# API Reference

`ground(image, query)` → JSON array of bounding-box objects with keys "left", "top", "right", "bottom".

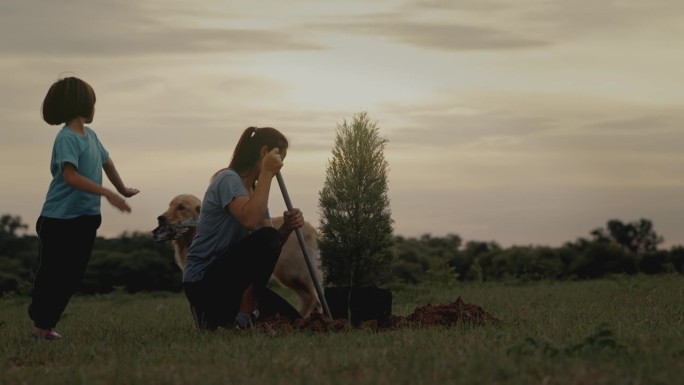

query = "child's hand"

[
  {"left": 105, "top": 191, "right": 132, "bottom": 213},
  {"left": 119, "top": 187, "right": 139, "bottom": 198}
]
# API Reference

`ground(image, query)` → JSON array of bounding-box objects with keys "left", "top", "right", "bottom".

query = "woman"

[{"left": 183, "top": 126, "right": 303, "bottom": 330}]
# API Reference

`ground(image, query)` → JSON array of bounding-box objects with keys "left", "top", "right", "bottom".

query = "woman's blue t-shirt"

[{"left": 183, "top": 169, "right": 270, "bottom": 283}]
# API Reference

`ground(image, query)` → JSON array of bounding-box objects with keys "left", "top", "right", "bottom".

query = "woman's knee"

[{"left": 256, "top": 227, "right": 281, "bottom": 252}]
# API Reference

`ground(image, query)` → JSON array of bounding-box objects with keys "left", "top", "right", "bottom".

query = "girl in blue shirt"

[{"left": 30, "top": 77, "right": 139, "bottom": 340}]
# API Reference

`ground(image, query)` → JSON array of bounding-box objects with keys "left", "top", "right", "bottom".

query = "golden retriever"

[{"left": 152, "top": 194, "right": 323, "bottom": 317}]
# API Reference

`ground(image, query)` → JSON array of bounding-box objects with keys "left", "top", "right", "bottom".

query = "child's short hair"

[{"left": 42, "top": 77, "right": 97, "bottom": 125}]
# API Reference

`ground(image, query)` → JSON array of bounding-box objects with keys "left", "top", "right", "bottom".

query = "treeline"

[
  {"left": 1, "top": 215, "right": 682, "bottom": 297},
  {"left": 390, "top": 219, "right": 684, "bottom": 287},
  {"left": 0, "top": 217, "right": 181, "bottom": 297}
]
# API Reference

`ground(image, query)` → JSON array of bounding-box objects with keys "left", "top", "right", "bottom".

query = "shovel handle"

[{"left": 275, "top": 172, "right": 332, "bottom": 318}]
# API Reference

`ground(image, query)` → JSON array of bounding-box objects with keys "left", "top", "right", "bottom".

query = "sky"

[{"left": 1, "top": 0, "right": 682, "bottom": 248}]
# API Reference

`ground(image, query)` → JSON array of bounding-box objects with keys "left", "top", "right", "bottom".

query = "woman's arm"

[
  {"left": 228, "top": 178, "right": 274, "bottom": 230},
  {"left": 62, "top": 163, "right": 131, "bottom": 212},
  {"left": 228, "top": 149, "right": 282, "bottom": 230}
]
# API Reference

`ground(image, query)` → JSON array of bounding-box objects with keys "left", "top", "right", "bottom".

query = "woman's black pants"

[{"left": 183, "top": 227, "right": 301, "bottom": 330}]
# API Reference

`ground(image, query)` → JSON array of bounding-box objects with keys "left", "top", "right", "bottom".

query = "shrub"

[{"left": 318, "top": 112, "right": 394, "bottom": 287}]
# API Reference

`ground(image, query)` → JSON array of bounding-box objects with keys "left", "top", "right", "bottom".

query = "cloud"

[
  {"left": 406, "top": 0, "right": 684, "bottom": 37},
  {"left": 380, "top": 91, "right": 684, "bottom": 150},
  {"left": 375, "top": 92, "right": 684, "bottom": 197},
  {"left": 377, "top": 98, "right": 553, "bottom": 149},
  {"left": 300, "top": 0, "right": 552, "bottom": 51},
  {"left": 587, "top": 112, "right": 684, "bottom": 135},
  {"left": 406, "top": 0, "right": 512, "bottom": 12},
  {"left": 520, "top": 0, "right": 684, "bottom": 38},
  {"left": 0, "top": 0, "right": 322, "bottom": 57},
  {"left": 365, "top": 21, "right": 549, "bottom": 51},
  {"left": 396, "top": 0, "right": 684, "bottom": 51},
  {"left": 309, "top": 16, "right": 550, "bottom": 51}
]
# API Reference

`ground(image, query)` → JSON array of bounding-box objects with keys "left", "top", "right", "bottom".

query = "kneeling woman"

[{"left": 183, "top": 126, "right": 304, "bottom": 330}]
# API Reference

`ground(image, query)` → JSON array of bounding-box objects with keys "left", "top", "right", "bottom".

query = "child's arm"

[
  {"left": 62, "top": 163, "right": 132, "bottom": 212},
  {"left": 103, "top": 158, "right": 139, "bottom": 198}
]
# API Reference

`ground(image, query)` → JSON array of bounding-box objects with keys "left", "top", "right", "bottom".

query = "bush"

[
  {"left": 0, "top": 271, "right": 22, "bottom": 297},
  {"left": 486, "top": 247, "right": 563, "bottom": 281},
  {"left": 0, "top": 255, "right": 34, "bottom": 296},
  {"left": 82, "top": 250, "right": 181, "bottom": 294},
  {"left": 667, "top": 246, "right": 684, "bottom": 273},
  {"left": 569, "top": 242, "right": 636, "bottom": 279},
  {"left": 638, "top": 251, "right": 669, "bottom": 274}
]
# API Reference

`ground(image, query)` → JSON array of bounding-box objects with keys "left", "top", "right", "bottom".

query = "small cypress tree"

[{"left": 318, "top": 111, "right": 394, "bottom": 287}]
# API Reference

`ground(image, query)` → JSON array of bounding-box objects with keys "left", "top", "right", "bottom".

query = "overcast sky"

[{"left": 1, "top": 0, "right": 682, "bottom": 247}]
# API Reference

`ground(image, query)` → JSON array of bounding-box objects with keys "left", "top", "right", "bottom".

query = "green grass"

[{"left": 1, "top": 275, "right": 683, "bottom": 385}]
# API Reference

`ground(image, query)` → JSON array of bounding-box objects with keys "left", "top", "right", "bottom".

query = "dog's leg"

[{"left": 269, "top": 217, "right": 324, "bottom": 317}]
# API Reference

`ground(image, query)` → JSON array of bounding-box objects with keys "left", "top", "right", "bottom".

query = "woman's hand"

[
  {"left": 282, "top": 208, "right": 304, "bottom": 232},
  {"left": 278, "top": 208, "right": 304, "bottom": 243},
  {"left": 260, "top": 148, "right": 283, "bottom": 177}
]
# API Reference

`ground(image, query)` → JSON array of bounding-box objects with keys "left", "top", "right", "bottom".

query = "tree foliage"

[
  {"left": 318, "top": 111, "right": 395, "bottom": 287},
  {"left": 590, "top": 218, "right": 664, "bottom": 253},
  {"left": 0, "top": 214, "right": 28, "bottom": 238}
]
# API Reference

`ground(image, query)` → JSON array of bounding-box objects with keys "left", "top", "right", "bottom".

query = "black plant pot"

[{"left": 324, "top": 285, "right": 392, "bottom": 327}]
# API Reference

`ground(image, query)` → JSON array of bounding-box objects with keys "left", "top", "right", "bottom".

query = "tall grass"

[{"left": 1, "top": 275, "right": 683, "bottom": 385}]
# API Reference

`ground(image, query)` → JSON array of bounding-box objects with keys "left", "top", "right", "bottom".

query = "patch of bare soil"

[{"left": 255, "top": 297, "right": 500, "bottom": 335}]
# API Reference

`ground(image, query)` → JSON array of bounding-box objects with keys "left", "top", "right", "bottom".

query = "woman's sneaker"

[{"left": 234, "top": 309, "right": 260, "bottom": 330}]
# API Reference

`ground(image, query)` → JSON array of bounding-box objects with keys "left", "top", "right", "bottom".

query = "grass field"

[{"left": 1, "top": 275, "right": 683, "bottom": 385}]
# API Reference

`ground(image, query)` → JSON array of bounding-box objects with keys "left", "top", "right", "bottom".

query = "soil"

[{"left": 253, "top": 297, "right": 500, "bottom": 335}]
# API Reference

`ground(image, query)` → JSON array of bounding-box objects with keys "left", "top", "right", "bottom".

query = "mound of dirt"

[
  {"left": 254, "top": 296, "right": 500, "bottom": 335},
  {"left": 404, "top": 296, "right": 501, "bottom": 327}
]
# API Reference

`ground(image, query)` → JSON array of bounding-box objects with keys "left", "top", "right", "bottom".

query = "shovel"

[{"left": 275, "top": 171, "right": 332, "bottom": 317}]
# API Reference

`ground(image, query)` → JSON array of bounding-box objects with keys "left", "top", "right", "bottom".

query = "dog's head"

[{"left": 151, "top": 194, "right": 202, "bottom": 242}]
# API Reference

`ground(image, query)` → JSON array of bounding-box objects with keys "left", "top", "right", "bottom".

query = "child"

[
  {"left": 183, "top": 126, "right": 304, "bottom": 330},
  {"left": 29, "top": 76, "right": 139, "bottom": 340}
]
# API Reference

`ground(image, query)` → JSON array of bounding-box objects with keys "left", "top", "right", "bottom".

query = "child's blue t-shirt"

[
  {"left": 183, "top": 169, "right": 270, "bottom": 283},
  {"left": 40, "top": 125, "right": 110, "bottom": 218}
]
